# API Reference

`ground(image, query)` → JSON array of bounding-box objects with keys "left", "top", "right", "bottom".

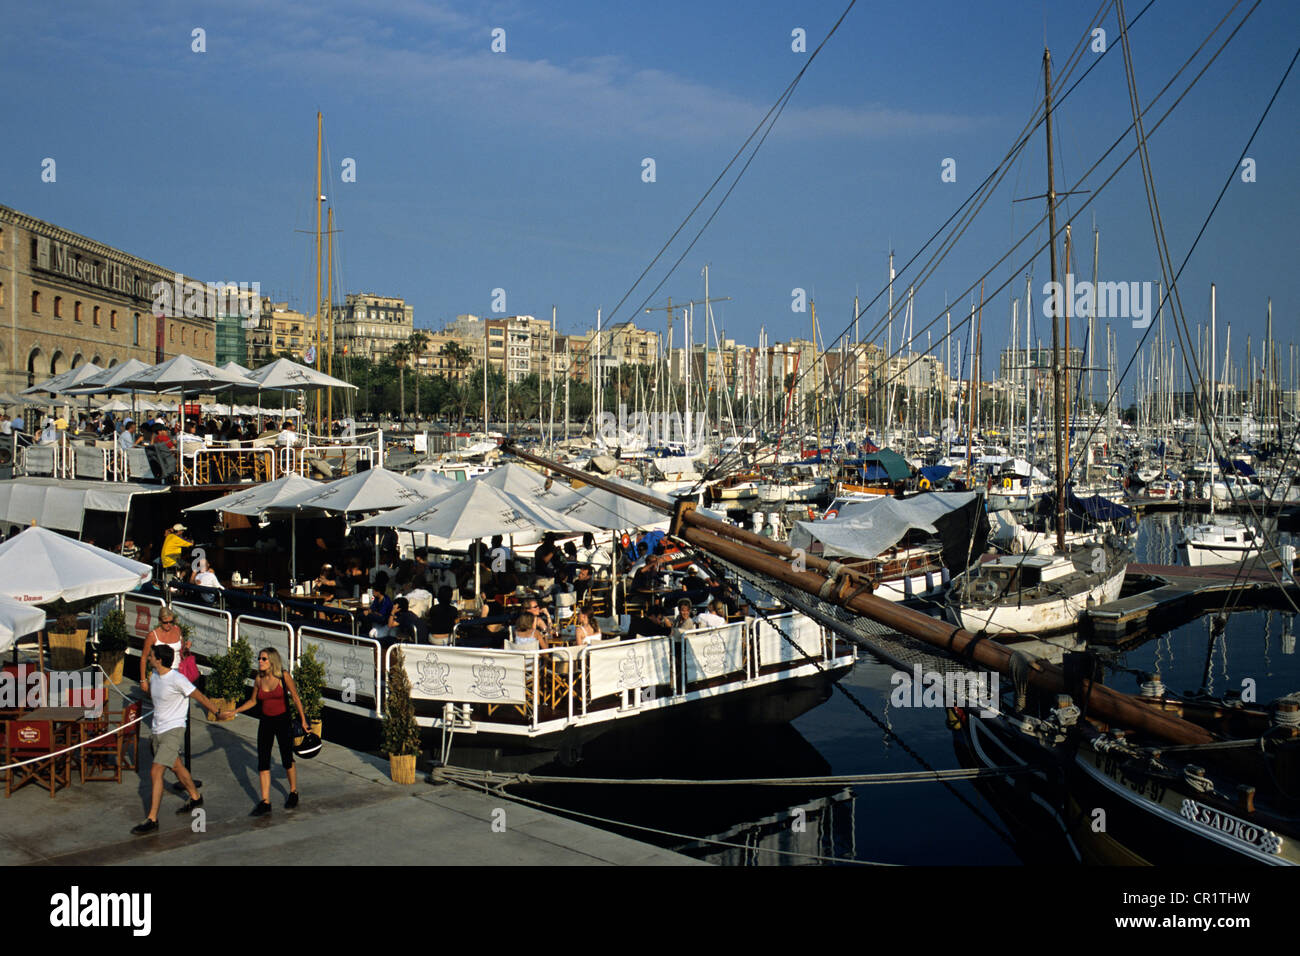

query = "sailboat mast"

[
  {"left": 326, "top": 205, "right": 334, "bottom": 427},
  {"left": 1044, "top": 47, "right": 1066, "bottom": 551},
  {"left": 314, "top": 111, "right": 324, "bottom": 435}
]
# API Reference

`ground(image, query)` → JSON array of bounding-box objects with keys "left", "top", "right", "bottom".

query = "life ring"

[
  {"left": 807, "top": 506, "right": 816, "bottom": 521},
  {"left": 825, "top": 509, "right": 838, "bottom": 519},
  {"left": 619, "top": 533, "right": 631, "bottom": 550},
  {"left": 1001, "top": 477, "right": 1012, "bottom": 489},
  {"left": 918, "top": 477, "right": 931, "bottom": 491}
]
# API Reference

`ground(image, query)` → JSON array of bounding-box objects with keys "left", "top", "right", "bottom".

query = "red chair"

[
  {"left": 78, "top": 699, "right": 142, "bottom": 784},
  {"left": 5, "top": 719, "right": 71, "bottom": 798}
]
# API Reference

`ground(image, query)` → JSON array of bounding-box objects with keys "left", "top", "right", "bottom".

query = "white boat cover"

[
  {"left": 0, "top": 478, "right": 169, "bottom": 534},
  {"left": 788, "top": 491, "right": 979, "bottom": 559}
]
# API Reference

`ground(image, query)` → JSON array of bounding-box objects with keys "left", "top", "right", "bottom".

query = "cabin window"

[{"left": 1225, "top": 536, "right": 1237, "bottom": 543}]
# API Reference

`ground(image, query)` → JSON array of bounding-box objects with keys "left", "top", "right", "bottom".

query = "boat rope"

[
  {"left": 434, "top": 764, "right": 1044, "bottom": 788},
  {"left": 441, "top": 772, "right": 889, "bottom": 866}
]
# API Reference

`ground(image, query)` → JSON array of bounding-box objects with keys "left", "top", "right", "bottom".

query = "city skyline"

[{"left": 3, "top": 0, "right": 1297, "bottom": 394}]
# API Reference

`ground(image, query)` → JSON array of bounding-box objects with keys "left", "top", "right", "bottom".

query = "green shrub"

[
  {"left": 293, "top": 643, "right": 327, "bottom": 722},
  {"left": 98, "top": 609, "right": 130, "bottom": 653},
  {"left": 382, "top": 646, "right": 421, "bottom": 757},
  {"left": 208, "top": 638, "right": 254, "bottom": 702}
]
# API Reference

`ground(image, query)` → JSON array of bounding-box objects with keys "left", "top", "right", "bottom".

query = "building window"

[
  {"left": 111, "top": 309, "right": 118, "bottom": 330},
  {"left": 0, "top": 282, "right": 4, "bottom": 308},
  {"left": 54, "top": 296, "right": 62, "bottom": 318},
  {"left": 32, "top": 291, "right": 40, "bottom": 313},
  {"left": 0, "top": 228, "right": 4, "bottom": 252},
  {"left": 74, "top": 301, "right": 82, "bottom": 322},
  {"left": 133, "top": 314, "right": 140, "bottom": 347},
  {"left": 170, "top": 325, "right": 175, "bottom": 344},
  {"left": 181, "top": 328, "right": 188, "bottom": 346},
  {"left": 93, "top": 306, "right": 101, "bottom": 326}
]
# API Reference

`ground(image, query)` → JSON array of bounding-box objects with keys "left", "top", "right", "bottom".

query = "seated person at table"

[
  {"left": 485, "top": 570, "right": 518, "bottom": 605},
  {"left": 521, "top": 593, "right": 554, "bottom": 641},
  {"left": 314, "top": 563, "right": 340, "bottom": 601},
  {"left": 510, "top": 610, "right": 548, "bottom": 650},
  {"left": 549, "top": 563, "right": 574, "bottom": 597},
  {"left": 366, "top": 574, "right": 394, "bottom": 637},
  {"left": 573, "top": 565, "right": 595, "bottom": 603},
  {"left": 563, "top": 541, "right": 578, "bottom": 562},
  {"left": 387, "top": 596, "right": 428, "bottom": 644},
  {"left": 627, "top": 601, "right": 673, "bottom": 641},
  {"left": 428, "top": 586, "right": 459, "bottom": 645},
  {"left": 572, "top": 605, "right": 601, "bottom": 645},
  {"left": 630, "top": 554, "right": 663, "bottom": 593},
  {"left": 669, "top": 598, "right": 698, "bottom": 637},
  {"left": 695, "top": 598, "right": 729, "bottom": 629},
  {"left": 341, "top": 558, "right": 366, "bottom": 595},
  {"left": 189, "top": 559, "right": 222, "bottom": 604}
]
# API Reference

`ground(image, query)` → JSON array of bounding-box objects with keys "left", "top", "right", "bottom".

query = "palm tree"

[
  {"left": 408, "top": 330, "right": 430, "bottom": 420},
  {"left": 390, "top": 340, "right": 412, "bottom": 420},
  {"left": 440, "top": 341, "right": 474, "bottom": 428}
]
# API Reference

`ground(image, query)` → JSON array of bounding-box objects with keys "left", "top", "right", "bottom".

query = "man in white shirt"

[
  {"left": 695, "top": 599, "right": 729, "bottom": 630},
  {"left": 117, "top": 420, "right": 139, "bottom": 453},
  {"left": 0, "top": 415, "right": 10, "bottom": 436},
  {"left": 132, "top": 643, "right": 219, "bottom": 835},
  {"left": 276, "top": 420, "right": 299, "bottom": 447}
]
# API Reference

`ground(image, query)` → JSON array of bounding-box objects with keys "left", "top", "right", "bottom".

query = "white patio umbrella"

[
  {"left": 0, "top": 526, "right": 152, "bottom": 605},
  {"left": 64, "top": 358, "right": 153, "bottom": 396},
  {"left": 0, "top": 595, "right": 51, "bottom": 655},
  {"left": 247, "top": 358, "right": 355, "bottom": 391},
  {"left": 477, "top": 462, "right": 577, "bottom": 510},
  {"left": 273, "top": 467, "right": 434, "bottom": 580},
  {"left": 356, "top": 481, "right": 601, "bottom": 604},
  {"left": 184, "top": 474, "right": 322, "bottom": 516},
  {"left": 22, "top": 362, "right": 104, "bottom": 396}
]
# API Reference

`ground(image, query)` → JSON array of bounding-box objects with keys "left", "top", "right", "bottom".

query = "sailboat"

[
  {"left": 943, "top": 47, "right": 1129, "bottom": 638},
  {"left": 1178, "top": 285, "right": 1265, "bottom": 567}
]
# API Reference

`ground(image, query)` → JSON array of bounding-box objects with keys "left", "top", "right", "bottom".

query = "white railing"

[{"left": 390, "top": 612, "right": 849, "bottom": 735}]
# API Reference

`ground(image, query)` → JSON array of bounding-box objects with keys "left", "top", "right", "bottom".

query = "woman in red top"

[{"left": 223, "top": 647, "right": 307, "bottom": 816}]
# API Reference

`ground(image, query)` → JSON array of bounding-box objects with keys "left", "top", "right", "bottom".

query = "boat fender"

[{"left": 1001, "top": 477, "right": 1012, "bottom": 489}]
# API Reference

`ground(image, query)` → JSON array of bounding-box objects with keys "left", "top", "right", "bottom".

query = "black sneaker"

[
  {"left": 172, "top": 779, "right": 203, "bottom": 792},
  {"left": 176, "top": 796, "right": 204, "bottom": 814},
  {"left": 285, "top": 791, "right": 299, "bottom": 810},
  {"left": 131, "top": 819, "right": 158, "bottom": 835},
  {"left": 250, "top": 801, "right": 272, "bottom": 817}
]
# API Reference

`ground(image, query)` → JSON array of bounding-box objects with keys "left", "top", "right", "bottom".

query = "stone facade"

[{"left": 0, "top": 205, "right": 222, "bottom": 392}]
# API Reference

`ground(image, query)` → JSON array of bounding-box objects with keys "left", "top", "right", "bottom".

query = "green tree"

[
  {"left": 390, "top": 340, "right": 412, "bottom": 420},
  {"left": 408, "top": 329, "right": 430, "bottom": 418}
]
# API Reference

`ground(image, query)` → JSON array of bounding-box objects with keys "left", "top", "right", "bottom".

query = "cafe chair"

[
  {"left": 78, "top": 700, "right": 140, "bottom": 784},
  {"left": 5, "top": 719, "right": 72, "bottom": 798}
]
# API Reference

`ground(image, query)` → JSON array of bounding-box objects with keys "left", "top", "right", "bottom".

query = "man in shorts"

[{"left": 132, "top": 644, "right": 220, "bottom": 835}]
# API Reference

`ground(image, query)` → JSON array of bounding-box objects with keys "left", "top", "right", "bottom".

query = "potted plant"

[
  {"left": 204, "top": 638, "right": 253, "bottom": 721},
  {"left": 293, "top": 642, "right": 326, "bottom": 742},
  {"left": 47, "top": 607, "right": 88, "bottom": 670},
  {"left": 382, "top": 646, "right": 421, "bottom": 784},
  {"left": 97, "top": 608, "right": 130, "bottom": 684}
]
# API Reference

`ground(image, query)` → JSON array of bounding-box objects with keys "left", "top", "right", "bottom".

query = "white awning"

[
  {"left": 788, "top": 491, "right": 979, "bottom": 559},
  {"left": 0, "top": 478, "right": 169, "bottom": 534}
]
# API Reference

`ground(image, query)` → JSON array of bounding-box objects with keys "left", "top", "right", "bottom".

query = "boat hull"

[{"left": 947, "top": 564, "right": 1126, "bottom": 636}]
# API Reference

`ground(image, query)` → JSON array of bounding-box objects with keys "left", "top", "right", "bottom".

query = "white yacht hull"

[{"left": 948, "top": 564, "right": 1127, "bottom": 636}]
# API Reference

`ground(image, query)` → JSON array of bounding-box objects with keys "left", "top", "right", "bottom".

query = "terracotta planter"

[
  {"left": 48, "top": 629, "right": 88, "bottom": 670},
  {"left": 389, "top": 753, "right": 417, "bottom": 784},
  {"left": 100, "top": 650, "right": 126, "bottom": 685}
]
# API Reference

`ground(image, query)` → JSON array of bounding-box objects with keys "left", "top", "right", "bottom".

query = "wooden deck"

[{"left": 1085, "top": 561, "right": 1300, "bottom": 643}]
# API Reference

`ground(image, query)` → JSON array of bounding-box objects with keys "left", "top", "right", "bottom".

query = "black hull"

[{"left": 441, "top": 666, "right": 851, "bottom": 774}]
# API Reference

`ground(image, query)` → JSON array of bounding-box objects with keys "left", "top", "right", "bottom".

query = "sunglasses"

[{"left": 258, "top": 655, "right": 269, "bottom": 661}]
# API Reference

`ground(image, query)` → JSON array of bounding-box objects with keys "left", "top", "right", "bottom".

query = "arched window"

[
  {"left": 133, "top": 314, "right": 140, "bottom": 346},
  {"left": 50, "top": 351, "right": 64, "bottom": 376},
  {"left": 181, "top": 328, "right": 188, "bottom": 346},
  {"left": 91, "top": 355, "right": 102, "bottom": 366},
  {"left": 72, "top": 353, "right": 83, "bottom": 369},
  {"left": 74, "top": 301, "right": 82, "bottom": 322},
  {"left": 111, "top": 309, "right": 118, "bottom": 330},
  {"left": 93, "top": 305, "right": 101, "bottom": 326},
  {"left": 26, "top": 347, "right": 42, "bottom": 387},
  {"left": 108, "top": 357, "right": 119, "bottom": 368}
]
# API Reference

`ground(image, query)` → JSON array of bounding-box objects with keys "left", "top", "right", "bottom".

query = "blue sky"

[{"left": 3, "top": 0, "right": 1298, "bottom": 399}]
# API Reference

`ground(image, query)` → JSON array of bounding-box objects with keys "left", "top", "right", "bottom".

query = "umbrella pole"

[
  {"left": 475, "top": 540, "right": 481, "bottom": 609},
  {"left": 292, "top": 513, "right": 298, "bottom": 584},
  {"left": 612, "top": 535, "right": 618, "bottom": 618}
]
